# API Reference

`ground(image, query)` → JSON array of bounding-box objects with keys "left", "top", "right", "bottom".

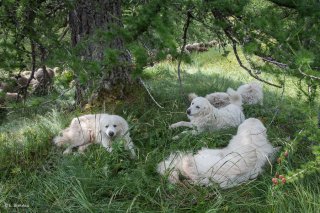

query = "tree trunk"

[{"left": 69, "top": 0, "right": 132, "bottom": 105}]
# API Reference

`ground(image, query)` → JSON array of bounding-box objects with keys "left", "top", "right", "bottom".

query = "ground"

[{"left": 0, "top": 48, "right": 319, "bottom": 212}]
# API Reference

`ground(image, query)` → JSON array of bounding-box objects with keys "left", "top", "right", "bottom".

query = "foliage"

[{"left": 0, "top": 0, "right": 319, "bottom": 211}]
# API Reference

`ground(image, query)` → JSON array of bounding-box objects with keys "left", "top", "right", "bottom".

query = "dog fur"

[
  {"left": 53, "top": 114, "right": 136, "bottom": 157},
  {"left": 170, "top": 88, "right": 245, "bottom": 138},
  {"left": 158, "top": 118, "right": 276, "bottom": 188},
  {"left": 237, "top": 82, "right": 263, "bottom": 105},
  {"left": 190, "top": 82, "right": 263, "bottom": 108}
]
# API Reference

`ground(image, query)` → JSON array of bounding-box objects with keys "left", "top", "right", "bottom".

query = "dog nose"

[
  {"left": 108, "top": 131, "right": 114, "bottom": 137},
  {"left": 187, "top": 109, "right": 191, "bottom": 115}
]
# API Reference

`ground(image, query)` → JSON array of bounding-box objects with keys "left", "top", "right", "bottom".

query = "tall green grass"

[{"left": 0, "top": 48, "right": 319, "bottom": 212}]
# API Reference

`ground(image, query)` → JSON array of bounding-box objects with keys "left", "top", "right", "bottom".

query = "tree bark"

[{"left": 69, "top": 0, "right": 132, "bottom": 105}]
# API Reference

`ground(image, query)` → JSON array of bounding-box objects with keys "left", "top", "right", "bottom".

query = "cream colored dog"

[
  {"left": 158, "top": 118, "right": 276, "bottom": 188},
  {"left": 53, "top": 114, "right": 136, "bottom": 157},
  {"left": 170, "top": 88, "right": 245, "bottom": 138},
  {"left": 189, "top": 82, "right": 263, "bottom": 108}
]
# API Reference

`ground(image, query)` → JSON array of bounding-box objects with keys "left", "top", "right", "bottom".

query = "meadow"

[{"left": 0, "top": 48, "right": 319, "bottom": 212}]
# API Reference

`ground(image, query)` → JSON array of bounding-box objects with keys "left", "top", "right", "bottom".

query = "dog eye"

[
  {"left": 105, "top": 125, "right": 109, "bottom": 128},
  {"left": 196, "top": 106, "right": 200, "bottom": 109},
  {"left": 113, "top": 125, "right": 117, "bottom": 127},
  {"left": 191, "top": 103, "right": 194, "bottom": 105}
]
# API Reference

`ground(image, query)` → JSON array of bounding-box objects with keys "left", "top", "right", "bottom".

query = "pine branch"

[
  {"left": 260, "top": 56, "right": 289, "bottom": 69},
  {"left": 231, "top": 40, "right": 282, "bottom": 88},
  {"left": 211, "top": 9, "right": 283, "bottom": 88},
  {"left": 298, "top": 67, "right": 320, "bottom": 81}
]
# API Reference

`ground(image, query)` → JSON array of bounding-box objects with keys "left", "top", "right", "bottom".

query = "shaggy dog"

[
  {"left": 53, "top": 114, "right": 136, "bottom": 157},
  {"left": 170, "top": 88, "right": 245, "bottom": 138},
  {"left": 158, "top": 118, "right": 276, "bottom": 188},
  {"left": 190, "top": 82, "right": 263, "bottom": 108},
  {"left": 237, "top": 82, "right": 263, "bottom": 105}
]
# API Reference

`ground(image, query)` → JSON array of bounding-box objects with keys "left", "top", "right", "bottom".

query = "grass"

[{"left": 0, "top": 48, "right": 319, "bottom": 212}]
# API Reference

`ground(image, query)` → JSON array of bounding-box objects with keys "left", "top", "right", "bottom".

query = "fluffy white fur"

[
  {"left": 205, "top": 92, "right": 231, "bottom": 108},
  {"left": 170, "top": 88, "right": 245, "bottom": 138},
  {"left": 190, "top": 82, "right": 263, "bottom": 108},
  {"left": 237, "top": 82, "right": 263, "bottom": 105},
  {"left": 158, "top": 118, "right": 276, "bottom": 188},
  {"left": 53, "top": 114, "right": 135, "bottom": 157}
]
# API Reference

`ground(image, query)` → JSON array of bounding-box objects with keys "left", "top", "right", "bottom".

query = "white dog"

[
  {"left": 237, "top": 82, "right": 263, "bottom": 105},
  {"left": 158, "top": 118, "right": 275, "bottom": 188},
  {"left": 170, "top": 88, "right": 245, "bottom": 138},
  {"left": 53, "top": 114, "right": 136, "bottom": 157},
  {"left": 190, "top": 82, "right": 263, "bottom": 108}
]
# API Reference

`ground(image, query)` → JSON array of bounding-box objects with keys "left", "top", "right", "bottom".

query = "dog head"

[
  {"left": 102, "top": 115, "right": 129, "bottom": 138},
  {"left": 187, "top": 97, "right": 212, "bottom": 117}
]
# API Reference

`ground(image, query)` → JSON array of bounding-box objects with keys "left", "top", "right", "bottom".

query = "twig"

[
  {"left": 37, "top": 86, "right": 74, "bottom": 107},
  {"left": 231, "top": 40, "right": 283, "bottom": 88},
  {"left": 260, "top": 56, "right": 288, "bottom": 69},
  {"left": 267, "top": 75, "right": 286, "bottom": 128},
  {"left": 298, "top": 67, "right": 320, "bottom": 81},
  {"left": 58, "top": 26, "right": 69, "bottom": 43},
  {"left": 138, "top": 77, "right": 164, "bottom": 109},
  {"left": 19, "top": 39, "right": 37, "bottom": 98},
  {"left": 177, "top": 9, "right": 193, "bottom": 94}
]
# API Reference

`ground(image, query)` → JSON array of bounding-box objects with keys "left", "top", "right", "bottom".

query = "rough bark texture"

[{"left": 69, "top": 0, "right": 132, "bottom": 105}]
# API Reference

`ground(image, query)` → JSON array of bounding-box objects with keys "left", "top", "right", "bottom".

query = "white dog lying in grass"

[
  {"left": 53, "top": 114, "right": 136, "bottom": 157},
  {"left": 159, "top": 118, "right": 276, "bottom": 188},
  {"left": 170, "top": 88, "right": 245, "bottom": 138},
  {"left": 190, "top": 82, "right": 263, "bottom": 108}
]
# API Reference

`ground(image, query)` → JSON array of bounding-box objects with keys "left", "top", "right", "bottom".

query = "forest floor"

[{"left": 0, "top": 48, "right": 319, "bottom": 212}]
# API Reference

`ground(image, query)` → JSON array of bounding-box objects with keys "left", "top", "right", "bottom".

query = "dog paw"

[
  {"left": 169, "top": 124, "right": 178, "bottom": 129},
  {"left": 63, "top": 148, "right": 72, "bottom": 155}
]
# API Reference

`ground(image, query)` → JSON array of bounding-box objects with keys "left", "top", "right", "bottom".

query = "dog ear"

[
  {"left": 188, "top": 93, "right": 198, "bottom": 102},
  {"left": 118, "top": 118, "right": 129, "bottom": 135}
]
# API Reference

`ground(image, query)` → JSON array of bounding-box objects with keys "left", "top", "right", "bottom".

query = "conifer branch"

[
  {"left": 211, "top": 9, "right": 283, "bottom": 88},
  {"left": 298, "top": 67, "right": 320, "bottom": 81},
  {"left": 260, "top": 56, "right": 289, "bottom": 69}
]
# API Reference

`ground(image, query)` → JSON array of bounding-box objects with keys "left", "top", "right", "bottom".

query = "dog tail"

[
  {"left": 188, "top": 93, "right": 198, "bottom": 102},
  {"left": 53, "top": 128, "right": 70, "bottom": 147},
  {"left": 227, "top": 88, "right": 242, "bottom": 107}
]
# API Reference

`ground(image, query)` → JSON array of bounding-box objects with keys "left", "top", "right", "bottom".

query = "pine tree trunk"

[{"left": 69, "top": 0, "right": 132, "bottom": 105}]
